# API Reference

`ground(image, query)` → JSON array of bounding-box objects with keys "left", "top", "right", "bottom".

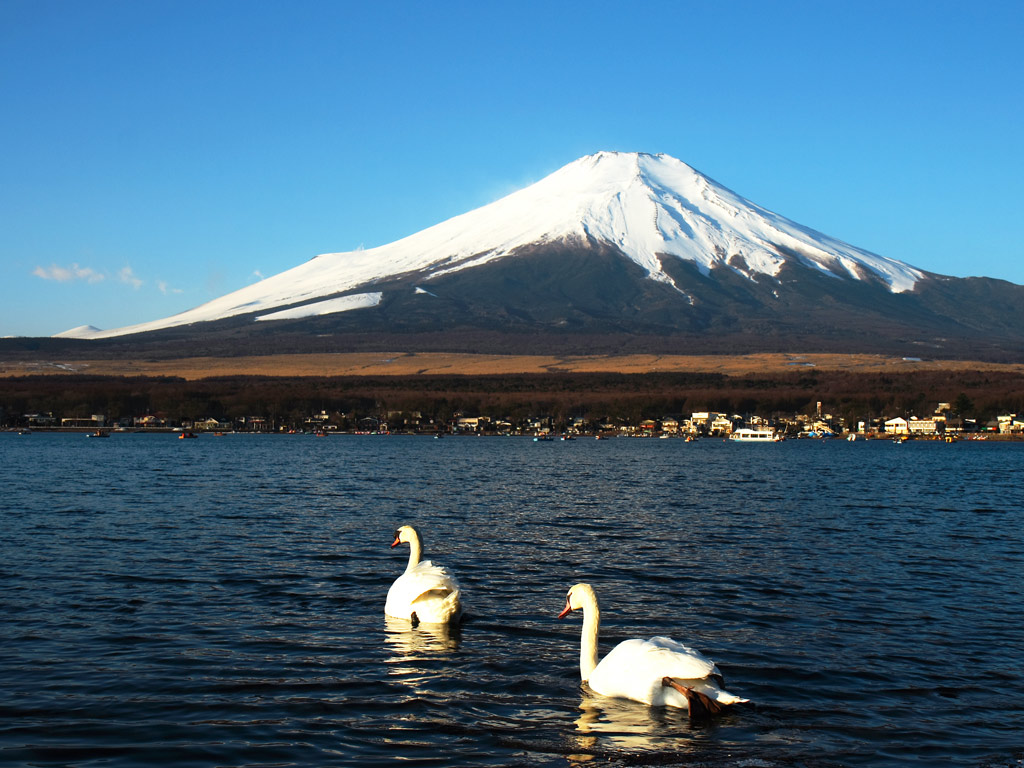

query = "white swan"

[
  {"left": 558, "top": 583, "right": 748, "bottom": 717},
  {"left": 385, "top": 525, "right": 462, "bottom": 625}
]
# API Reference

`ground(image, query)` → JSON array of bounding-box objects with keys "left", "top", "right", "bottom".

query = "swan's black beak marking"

[{"left": 557, "top": 594, "right": 573, "bottom": 619}]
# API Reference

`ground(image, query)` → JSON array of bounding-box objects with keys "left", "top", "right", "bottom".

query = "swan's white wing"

[
  {"left": 410, "top": 559, "right": 459, "bottom": 586},
  {"left": 588, "top": 637, "right": 725, "bottom": 707},
  {"left": 644, "top": 636, "right": 720, "bottom": 679},
  {"left": 385, "top": 560, "right": 462, "bottom": 623}
]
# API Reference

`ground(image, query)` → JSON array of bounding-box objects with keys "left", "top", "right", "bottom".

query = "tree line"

[{"left": 2, "top": 369, "right": 1022, "bottom": 429}]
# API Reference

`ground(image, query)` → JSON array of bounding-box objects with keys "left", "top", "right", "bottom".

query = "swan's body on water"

[
  {"left": 558, "top": 583, "right": 747, "bottom": 716},
  {"left": 386, "top": 525, "right": 462, "bottom": 625}
]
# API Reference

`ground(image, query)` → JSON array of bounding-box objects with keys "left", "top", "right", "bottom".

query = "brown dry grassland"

[{"left": 3, "top": 352, "right": 1024, "bottom": 380}]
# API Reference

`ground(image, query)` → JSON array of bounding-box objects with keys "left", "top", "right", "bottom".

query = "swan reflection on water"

[
  {"left": 383, "top": 615, "right": 460, "bottom": 674},
  {"left": 570, "top": 690, "right": 705, "bottom": 760}
]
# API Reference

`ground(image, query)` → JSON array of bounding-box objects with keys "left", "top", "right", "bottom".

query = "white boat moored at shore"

[{"left": 729, "top": 428, "right": 780, "bottom": 442}]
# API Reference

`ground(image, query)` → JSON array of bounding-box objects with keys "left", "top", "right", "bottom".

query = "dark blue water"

[{"left": 2, "top": 433, "right": 1022, "bottom": 767}]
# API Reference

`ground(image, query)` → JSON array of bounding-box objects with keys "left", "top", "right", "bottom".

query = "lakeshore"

[{"left": 3, "top": 354, "right": 1022, "bottom": 438}]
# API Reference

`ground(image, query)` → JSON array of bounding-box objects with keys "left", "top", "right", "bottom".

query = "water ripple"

[{"left": 2, "top": 434, "right": 1023, "bottom": 767}]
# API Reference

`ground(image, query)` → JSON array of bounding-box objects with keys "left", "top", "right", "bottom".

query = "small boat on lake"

[
  {"left": 729, "top": 428, "right": 780, "bottom": 442},
  {"left": 87, "top": 430, "right": 110, "bottom": 438},
  {"left": 179, "top": 432, "right": 197, "bottom": 439}
]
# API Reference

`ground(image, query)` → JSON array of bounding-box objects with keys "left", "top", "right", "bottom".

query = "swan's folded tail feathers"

[
  {"left": 411, "top": 586, "right": 457, "bottom": 605},
  {"left": 409, "top": 586, "right": 462, "bottom": 624}
]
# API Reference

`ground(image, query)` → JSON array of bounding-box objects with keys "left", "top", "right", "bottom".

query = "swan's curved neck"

[
  {"left": 405, "top": 531, "right": 423, "bottom": 572},
  {"left": 577, "top": 586, "right": 601, "bottom": 681}
]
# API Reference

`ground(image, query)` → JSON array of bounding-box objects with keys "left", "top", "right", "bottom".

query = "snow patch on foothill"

[{"left": 255, "top": 293, "right": 382, "bottom": 322}]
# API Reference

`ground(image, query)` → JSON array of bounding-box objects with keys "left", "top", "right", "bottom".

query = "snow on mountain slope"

[
  {"left": 54, "top": 325, "right": 103, "bottom": 338},
  {"left": 254, "top": 292, "right": 382, "bottom": 322},
  {"left": 61, "top": 152, "right": 923, "bottom": 339}
]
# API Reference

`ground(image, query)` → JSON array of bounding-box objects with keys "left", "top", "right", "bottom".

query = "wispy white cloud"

[
  {"left": 32, "top": 262, "right": 105, "bottom": 283},
  {"left": 118, "top": 265, "right": 143, "bottom": 289},
  {"left": 31, "top": 262, "right": 174, "bottom": 296},
  {"left": 157, "top": 280, "right": 183, "bottom": 295},
  {"left": 251, "top": 269, "right": 265, "bottom": 281}
]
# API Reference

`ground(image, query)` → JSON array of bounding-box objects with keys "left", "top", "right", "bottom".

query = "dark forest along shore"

[{"left": 2, "top": 433, "right": 1022, "bottom": 767}]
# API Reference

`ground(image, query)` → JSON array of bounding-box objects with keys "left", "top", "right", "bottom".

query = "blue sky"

[{"left": 2, "top": 0, "right": 1022, "bottom": 338}]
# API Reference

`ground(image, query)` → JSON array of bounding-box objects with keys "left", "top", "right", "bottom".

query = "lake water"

[{"left": 2, "top": 433, "right": 1022, "bottom": 768}]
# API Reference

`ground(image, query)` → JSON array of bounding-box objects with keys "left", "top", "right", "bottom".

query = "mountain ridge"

[
  {"left": 59, "top": 152, "right": 925, "bottom": 339},
  {"left": 36, "top": 151, "right": 1024, "bottom": 362}
]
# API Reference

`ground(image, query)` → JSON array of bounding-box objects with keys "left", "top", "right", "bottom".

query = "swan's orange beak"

[
  {"left": 390, "top": 535, "right": 401, "bottom": 548},
  {"left": 557, "top": 598, "right": 574, "bottom": 619}
]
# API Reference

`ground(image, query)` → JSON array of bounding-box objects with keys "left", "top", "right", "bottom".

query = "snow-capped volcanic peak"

[
  {"left": 63, "top": 152, "right": 923, "bottom": 339},
  {"left": 482, "top": 151, "right": 921, "bottom": 291},
  {"left": 347, "top": 150, "right": 921, "bottom": 292}
]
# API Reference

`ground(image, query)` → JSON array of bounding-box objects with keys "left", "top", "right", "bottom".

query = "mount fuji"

[{"left": 53, "top": 151, "right": 1024, "bottom": 360}]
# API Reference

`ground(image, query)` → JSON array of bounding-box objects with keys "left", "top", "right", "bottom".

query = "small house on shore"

[{"left": 884, "top": 417, "right": 909, "bottom": 435}]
